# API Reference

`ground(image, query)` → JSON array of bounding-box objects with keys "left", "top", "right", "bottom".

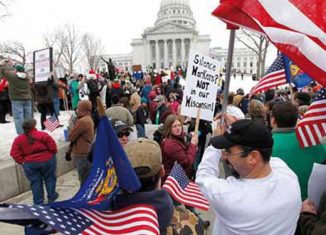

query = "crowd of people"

[{"left": 1, "top": 57, "right": 326, "bottom": 234}]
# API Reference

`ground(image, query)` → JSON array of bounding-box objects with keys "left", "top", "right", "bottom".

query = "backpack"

[
  {"left": 87, "top": 79, "right": 99, "bottom": 94},
  {"left": 166, "top": 206, "right": 207, "bottom": 235}
]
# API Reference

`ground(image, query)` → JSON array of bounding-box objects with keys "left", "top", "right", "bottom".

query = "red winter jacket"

[
  {"left": 161, "top": 134, "right": 197, "bottom": 183},
  {"left": 10, "top": 129, "right": 57, "bottom": 164}
]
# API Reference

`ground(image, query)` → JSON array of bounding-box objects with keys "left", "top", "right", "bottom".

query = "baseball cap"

[
  {"left": 153, "top": 95, "right": 164, "bottom": 102},
  {"left": 210, "top": 119, "right": 273, "bottom": 149},
  {"left": 124, "top": 138, "right": 162, "bottom": 178},
  {"left": 110, "top": 119, "right": 133, "bottom": 134}
]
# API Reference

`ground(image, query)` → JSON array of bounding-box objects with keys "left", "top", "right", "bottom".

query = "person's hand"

[
  {"left": 190, "top": 132, "right": 198, "bottom": 145},
  {"left": 213, "top": 113, "right": 238, "bottom": 136},
  {"left": 301, "top": 199, "right": 317, "bottom": 215},
  {"left": 214, "top": 113, "right": 238, "bottom": 126}
]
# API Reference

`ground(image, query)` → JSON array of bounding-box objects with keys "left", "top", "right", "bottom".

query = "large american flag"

[
  {"left": 162, "top": 162, "right": 209, "bottom": 211},
  {"left": 295, "top": 88, "right": 326, "bottom": 148},
  {"left": 250, "top": 54, "right": 287, "bottom": 97},
  {"left": 212, "top": 0, "right": 326, "bottom": 87},
  {"left": 43, "top": 115, "right": 60, "bottom": 132},
  {"left": 11, "top": 203, "right": 160, "bottom": 235}
]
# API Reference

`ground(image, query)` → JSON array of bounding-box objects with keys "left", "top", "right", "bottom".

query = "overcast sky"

[{"left": 0, "top": 0, "right": 276, "bottom": 63}]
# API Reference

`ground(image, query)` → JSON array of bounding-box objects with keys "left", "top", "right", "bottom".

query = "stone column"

[
  {"left": 181, "top": 38, "right": 185, "bottom": 66},
  {"left": 173, "top": 39, "right": 177, "bottom": 68},
  {"left": 164, "top": 40, "right": 168, "bottom": 69},
  {"left": 155, "top": 40, "right": 159, "bottom": 69}
]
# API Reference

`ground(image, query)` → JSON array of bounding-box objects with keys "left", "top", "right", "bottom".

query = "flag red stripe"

[
  {"left": 163, "top": 178, "right": 209, "bottom": 210},
  {"left": 212, "top": 0, "right": 326, "bottom": 87},
  {"left": 79, "top": 205, "right": 159, "bottom": 235},
  {"left": 164, "top": 178, "right": 209, "bottom": 202}
]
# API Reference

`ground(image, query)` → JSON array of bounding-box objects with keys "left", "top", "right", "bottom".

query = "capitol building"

[{"left": 102, "top": 0, "right": 258, "bottom": 74}]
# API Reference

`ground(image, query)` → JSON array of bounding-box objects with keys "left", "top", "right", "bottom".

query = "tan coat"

[
  {"left": 68, "top": 115, "right": 94, "bottom": 156},
  {"left": 130, "top": 92, "right": 141, "bottom": 113}
]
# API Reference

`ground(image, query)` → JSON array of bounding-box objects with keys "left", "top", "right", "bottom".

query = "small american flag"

[
  {"left": 43, "top": 115, "right": 60, "bottom": 132},
  {"left": 162, "top": 162, "right": 209, "bottom": 211},
  {"left": 250, "top": 54, "right": 288, "bottom": 97},
  {"left": 296, "top": 88, "right": 326, "bottom": 148},
  {"left": 11, "top": 203, "right": 160, "bottom": 235}
]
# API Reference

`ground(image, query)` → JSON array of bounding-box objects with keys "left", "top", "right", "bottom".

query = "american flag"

[
  {"left": 250, "top": 54, "right": 287, "bottom": 97},
  {"left": 43, "top": 115, "right": 60, "bottom": 132},
  {"left": 11, "top": 203, "right": 160, "bottom": 235},
  {"left": 212, "top": 0, "right": 326, "bottom": 87},
  {"left": 162, "top": 162, "right": 209, "bottom": 211},
  {"left": 295, "top": 88, "right": 326, "bottom": 148}
]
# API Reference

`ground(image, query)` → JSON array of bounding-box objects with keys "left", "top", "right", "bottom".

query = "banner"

[
  {"left": 33, "top": 47, "right": 53, "bottom": 83},
  {"left": 180, "top": 50, "right": 221, "bottom": 121}
]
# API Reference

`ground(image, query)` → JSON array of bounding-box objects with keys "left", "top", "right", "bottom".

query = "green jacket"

[
  {"left": 272, "top": 128, "right": 326, "bottom": 199},
  {"left": 0, "top": 64, "right": 32, "bottom": 101}
]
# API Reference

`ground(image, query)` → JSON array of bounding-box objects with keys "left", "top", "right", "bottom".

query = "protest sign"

[
  {"left": 33, "top": 47, "right": 53, "bottom": 83},
  {"left": 181, "top": 50, "right": 221, "bottom": 121}
]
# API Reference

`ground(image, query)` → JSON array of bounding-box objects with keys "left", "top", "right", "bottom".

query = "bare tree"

[
  {"left": 43, "top": 29, "right": 66, "bottom": 68},
  {"left": 81, "top": 33, "right": 104, "bottom": 70},
  {"left": 0, "top": 41, "right": 27, "bottom": 65},
  {"left": 60, "top": 24, "right": 83, "bottom": 74},
  {"left": 236, "top": 29, "right": 270, "bottom": 78},
  {"left": 0, "top": 0, "right": 10, "bottom": 20}
]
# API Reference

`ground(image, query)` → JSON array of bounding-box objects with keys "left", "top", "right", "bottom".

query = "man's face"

[
  {"left": 118, "top": 130, "right": 130, "bottom": 147},
  {"left": 221, "top": 145, "right": 253, "bottom": 178}
]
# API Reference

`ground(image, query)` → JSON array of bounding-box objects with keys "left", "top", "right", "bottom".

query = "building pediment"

[{"left": 144, "top": 22, "right": 194, "bottom": 35}]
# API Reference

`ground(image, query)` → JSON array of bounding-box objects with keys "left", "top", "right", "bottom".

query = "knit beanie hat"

[{"left": 15, "top": 65, "right": 25, "bottom": 72}]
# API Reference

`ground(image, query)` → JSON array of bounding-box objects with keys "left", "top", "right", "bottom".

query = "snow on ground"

[{"left": 0, "top": 111, "right": 74, "bottom": 161}]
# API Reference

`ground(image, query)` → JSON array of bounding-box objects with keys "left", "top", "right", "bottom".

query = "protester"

[
  {"left": 10, "top": 119, "right": 58, "bottom": 205},
  {"left": 57, "top": 77, "right": 68, "bottom": 111},
  {"left": 196, "top": 118, "right": 301, "bottom": 235},
  {"left": 153, "top": 95, "right": 169, "bottom": 125},
  {"left": 111, "top": 118, "right": 133, "bottom": 147},
  {"left": 0, "top": 76, "right": 10, "bottom": 123},
  {"left": 112, "top": 138, "right": 173, "bottom": 234},
  {"left": 105, "top": 95, "right": 134, "bottom": 126},
  {"left": 68, "top": 100, "right": 94, "bottom": 185},
  {"left": 129, "top": 87, "right": 141, "bottom": 114},
  {"left": 0, "top": 60, "right": 33, "bottom": 134},
  {"left": 271, "top": 102, "right": 326, "bottom": 199},
  {"left": 161, "top": 115, "right": 198, "bottom": 183},
  {"left": 247, "top": 99, "right": 267, "bottom": 126},
  {"left": 34, "top": 76, "right": 57, "bottom": 130},
  {"left": 135, "top": 97, "right": 148, "bottom": 138},
  {"left": 69, "top": 74, "right": 81, "bottom": 110},
  {"left": 223, "top": 92, "right": 245, "bottom": 119},
  {"left": 299, "top": 192, "right": 326, "bottom": 235}
]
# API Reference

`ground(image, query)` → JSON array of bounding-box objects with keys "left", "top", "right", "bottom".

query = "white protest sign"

[
  {"left": 308, "top": 163, "right": 326, "bottom": 207},
  {"left": 181, "top": 50, "right": 221, "bottom": 121},
  {"left": 33, "top": 48, "right": 53, "bottom": 83}
]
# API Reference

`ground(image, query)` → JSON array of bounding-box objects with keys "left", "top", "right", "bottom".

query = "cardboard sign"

[
  {"left": 33, "top": 48, "right": 53, "bottom": 83},
  {"left": 180, "top": 50, "right": 221, "bottom": 121}
]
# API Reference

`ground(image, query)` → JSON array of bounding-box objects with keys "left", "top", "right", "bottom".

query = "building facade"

[
  {"left": 209, "top": 47, "right": 258, "bottom": 75},
  {"left": 102, "top": 0, "right": 210, "bottom": 72}
]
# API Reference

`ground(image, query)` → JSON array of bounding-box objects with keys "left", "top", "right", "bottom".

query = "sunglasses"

[{"left": 118, "top": 131, "right": 130, "bottom": 138}]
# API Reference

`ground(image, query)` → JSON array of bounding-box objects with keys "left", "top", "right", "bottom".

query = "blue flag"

[
  {"left": 49, "top": 116, "right": 141, "bottom": 210},
  {"left": 283, "top": 55, "right": 313, "bottom": 88},
  {"left": 0, "top": 117, "right": 141, "bottom": 234}
]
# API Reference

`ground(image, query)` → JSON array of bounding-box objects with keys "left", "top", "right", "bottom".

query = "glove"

[{"left": 65, "top": 152, "right": 72, "bottom": 161}]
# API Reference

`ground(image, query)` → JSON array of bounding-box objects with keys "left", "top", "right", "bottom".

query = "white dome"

[
  {"left": 160, "top": 0, "right": 190, "bottom": 7},
  {"left": 155, "top": 0, "right": 196, "bottom": 29}
]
